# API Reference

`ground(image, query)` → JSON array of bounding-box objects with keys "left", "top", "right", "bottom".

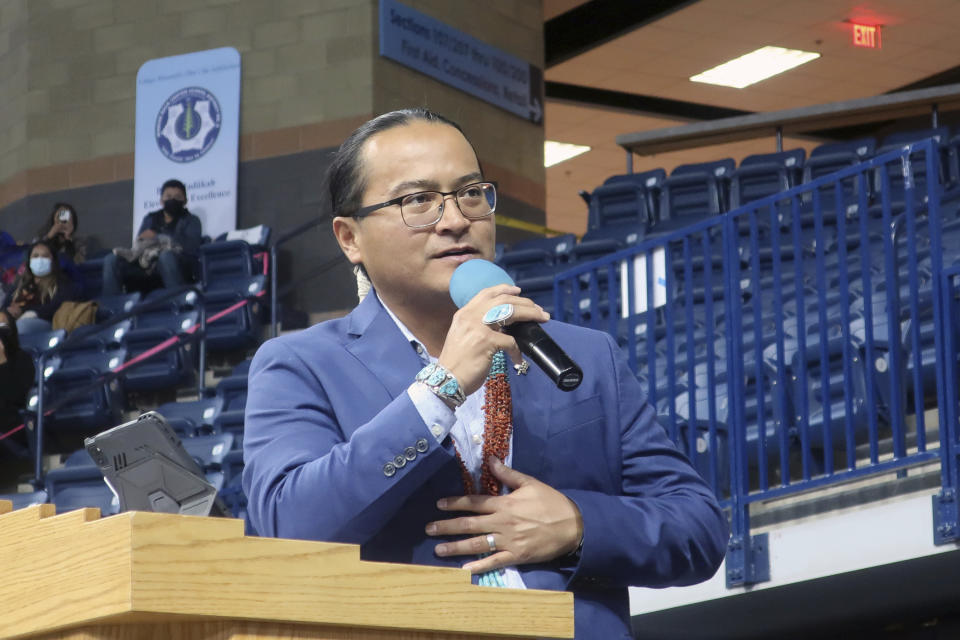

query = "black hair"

[
  {"left": 37, "top": 202, "right": 78, "bottom": 238},
  {"left": 161, "top": 179, "right": 187, "bottom": 199},
  {"left": 0, "top": 309, "right": 19, "bottom": 357},
  {"left": 326, "top": 108, "right": 474, "bottom": 218}
]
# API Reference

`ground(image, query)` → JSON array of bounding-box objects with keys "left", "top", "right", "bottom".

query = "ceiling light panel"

[
  {"left": 690, "top": 46, "right": 821, "bottom": 89},
  {"left": 544, "top": 140, "right": 591, "bottom": 167}
]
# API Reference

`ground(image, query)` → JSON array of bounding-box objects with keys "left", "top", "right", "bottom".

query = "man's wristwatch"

[{"left": 416, "top": 363, "right": 466, "bottom": 408}]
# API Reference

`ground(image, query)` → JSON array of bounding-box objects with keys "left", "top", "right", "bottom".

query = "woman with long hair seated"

[{"left": 4, "top": 240, "right": 82, "bottom": 335}]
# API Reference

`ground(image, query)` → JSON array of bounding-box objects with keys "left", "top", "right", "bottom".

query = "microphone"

[{"left": 449, "top": 259, "right": 583, "bottom": 391}]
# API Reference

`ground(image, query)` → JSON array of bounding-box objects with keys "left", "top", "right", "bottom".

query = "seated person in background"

[
  {"left": 36, "top": 202, "right": 85, "bottom": 265},
  {"left": 0, "top": 310, "right": 35, "bottom": 440},
  {"left": 5, "top": 240, "right": 82, "bottom": 335},
  {"left": 102, "top": 179, "right": 202, "bottom": 296},
  {"left": 35, "top": 202, "right": 85, "bottom": 294}
]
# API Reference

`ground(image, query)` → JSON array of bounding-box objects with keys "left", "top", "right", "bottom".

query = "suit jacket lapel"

[
  {"left": 507, "top": 355, "right": 550, "bottom": 478},
  {"left": 345, "top": 293, "right": 424, "bottom": 400}
]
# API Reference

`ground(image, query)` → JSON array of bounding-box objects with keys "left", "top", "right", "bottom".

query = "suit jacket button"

[
  {"left": 382, "top": 462, "right": 397, "bottom": 477},
  {"left": 393, "top": 454, "right": 407, "bottom": 468},
  {"left": 415, "top": 438, "right": 429, "bottom": 453},
  {"left": 404, "top": 446, "right": 417, "bottom": 461}
]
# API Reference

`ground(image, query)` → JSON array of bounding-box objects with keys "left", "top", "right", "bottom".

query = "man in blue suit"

[{"left": 243, "top": 108, "right": 727, "bottom": 639}]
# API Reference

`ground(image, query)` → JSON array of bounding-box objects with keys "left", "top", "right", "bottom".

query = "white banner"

[{"left": 133, "top": 47, "right": 241, "bottom": 242}]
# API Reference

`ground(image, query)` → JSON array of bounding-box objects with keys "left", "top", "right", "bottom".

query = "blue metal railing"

[{"left": 554, "top": 139, "right": 959, "bottom": 587}]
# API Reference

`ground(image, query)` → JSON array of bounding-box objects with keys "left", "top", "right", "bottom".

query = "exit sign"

[{"left": 852, "top": 23, "right": 881, "bottom": 48}]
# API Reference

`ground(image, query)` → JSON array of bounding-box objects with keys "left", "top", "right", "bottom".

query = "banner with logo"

[{"left": 133, "top": 47, "right": 241, "bottom": 242}]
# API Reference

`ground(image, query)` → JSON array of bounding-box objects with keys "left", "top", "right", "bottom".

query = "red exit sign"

[{"left": 852, "top": 23, "right": 881, "bottom": 48}]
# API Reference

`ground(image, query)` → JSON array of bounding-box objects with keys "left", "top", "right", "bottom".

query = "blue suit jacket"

[{"left": 243, "top": 293, "right": 727, "bottom": 639}]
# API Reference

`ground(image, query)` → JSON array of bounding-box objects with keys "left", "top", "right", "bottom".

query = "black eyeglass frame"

[{"left": 351, "top": 181, "right": 498, "bottom": 228}]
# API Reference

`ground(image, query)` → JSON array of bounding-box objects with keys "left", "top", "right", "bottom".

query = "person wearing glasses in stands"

[{"left": 242, "top": 108, "right": 727, "bottom": 640}]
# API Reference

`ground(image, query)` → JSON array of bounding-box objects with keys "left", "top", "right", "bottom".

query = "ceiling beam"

[
  {"left": 545, "top": 81, "right": 752, "bottom": 122},
  {"left": 545, "top": 0, "right": 699, "bottom": 68}
]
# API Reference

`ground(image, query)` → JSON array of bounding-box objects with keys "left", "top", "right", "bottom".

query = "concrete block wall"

[{"left": 0, "top": 0, "right": 545, "bottom": 313}]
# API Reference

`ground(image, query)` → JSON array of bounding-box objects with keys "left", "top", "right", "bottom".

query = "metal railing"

[{"left": 553, "top": 139, "right": 958, "bottom": 587}]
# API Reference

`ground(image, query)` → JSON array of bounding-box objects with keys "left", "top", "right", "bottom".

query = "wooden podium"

[{"left": 0, "top": 500, "right": 573, "bottom": 640}]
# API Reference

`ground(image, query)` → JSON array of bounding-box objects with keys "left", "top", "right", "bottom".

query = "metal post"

[
  {"left": 625, "top": 149, "right": 634, "bottom": 174},
  {"left": 271, "top": 245, "right": 279, "bottom": 337},
  {"left": 775, "top": 126, "right": 783, "bottom": 152},
  {"left": 932, "top": 103, "right": 940, "bottom": 129},
  {"left": 197, "top": 297, "right": 207, "bottom": 397},
  {"left": 33, "top": 354, "right": 46, "bottom": 487}
]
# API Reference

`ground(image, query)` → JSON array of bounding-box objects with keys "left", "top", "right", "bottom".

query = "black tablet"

[{"left": 84, "top": 411, "right": 225, "bottom": 517}]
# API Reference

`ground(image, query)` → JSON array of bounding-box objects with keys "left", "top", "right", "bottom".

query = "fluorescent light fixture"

[
  {"left": 690, "top": 46, "right": 820, "bottom": 89},
  {"left": 544, "top": 140, "right": 590, "bottom": 167}
]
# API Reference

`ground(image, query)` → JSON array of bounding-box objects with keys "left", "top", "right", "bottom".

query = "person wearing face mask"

[
  {"left": 101, "top": 178, "right": 203, "bottom": 296},
  {"left": 5, "top": 240, "right": 82, "bottom": 335}
]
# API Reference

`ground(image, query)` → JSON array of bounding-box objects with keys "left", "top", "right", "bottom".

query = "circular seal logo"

[{"left": 155, "top": 86, "right": 222, "bottom": 163}]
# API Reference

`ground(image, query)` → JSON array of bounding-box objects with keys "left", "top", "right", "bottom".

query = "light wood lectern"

[{"left": 0, "top": 500, "right": 573, "bottom": 640}]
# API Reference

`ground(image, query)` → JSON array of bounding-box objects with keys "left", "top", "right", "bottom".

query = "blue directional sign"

[{"left": 379, "top": 0, "right": 544, "bottom": 124}]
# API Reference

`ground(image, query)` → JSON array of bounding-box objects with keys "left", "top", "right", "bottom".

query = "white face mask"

[{"left": 30, "top": 257, "right": 52, "bottom": 277}]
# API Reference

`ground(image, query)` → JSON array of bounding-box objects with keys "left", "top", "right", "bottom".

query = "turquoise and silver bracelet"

[{"left": 415, "top": 363, "right": 466, "bottom": 408}]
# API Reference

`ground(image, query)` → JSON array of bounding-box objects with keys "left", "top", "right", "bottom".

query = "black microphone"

[{"left": 449, "top": 259, "right": 583, "bottom": 391}]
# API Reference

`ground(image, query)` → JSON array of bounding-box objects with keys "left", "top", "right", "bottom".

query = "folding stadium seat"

[
  {"left": 728, "top": 148, "right": 805, "bottom": 212},
  {"left": 499, "top": 234, "right": 576, "bottom": 281},
  {"left": 203, "top": 274, "right": 267, "bottom": 351},
  {"left": 199, "top": 226, "right": 270, "bottom": 291},
  {"left": 121, "top": 308, "right": 199, "bottom": 392},
  {"left": 181, "top": 433, "right": 234, "bottom": 470},
  {"left": 585, "top": 180, "right": 652, "bottom": 236},
  {"left": 33, "top": 348, "right": 127, "bottom": 437},
  {"left": 776, "top": 330, "right": 871, "bottom": 452},
  {"left": 668, "top": 386, "right": 730, "bottom": 493},
  {"left": 569, "top": 225, "right": 644, "bottom": 265},
  {"left": 93, "top": 292, "right": 141, "bottom": 323},
  {"left": 155, "top": 397, "right": 222, "bottom": 437},
  {"left": 871, "top": 130, "right": 949, "bottom": 212},
  {"left": 801, "top": 138, "right": 876, "bottom": 222},
  {"left": 652, "top": 160, "right": 731, "bottom": 235},
  {"left": 45, "top": 462, "right": 118, "bottom": 515},
  {"left": 18, "top": 329, "right": 66, "bottom": 361},
  {"left": 0, "top": 490, "right": 48, "bottom": 509},
  {"left": 601, "top": 168, "right": 666, "bottom": 222}
]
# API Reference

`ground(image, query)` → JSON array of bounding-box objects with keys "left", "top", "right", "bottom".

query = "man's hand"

[
  {"left": 437, "top": 284, "right": 549, "bottom": 396},
  {"left": 138, "top": 229, "right": 158, "bottom": 240},
  {"left": 426, "top": 457, "right": 583, "bottom": 574},
  {"left": 6, "top": 303, "right": 22, "bottom": 319}
]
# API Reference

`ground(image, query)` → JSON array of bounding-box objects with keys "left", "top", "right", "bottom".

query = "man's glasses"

[{"left": 352, "top": 181, "right": 497, "bottom": 229}]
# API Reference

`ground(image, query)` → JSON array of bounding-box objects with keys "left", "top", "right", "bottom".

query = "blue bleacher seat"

[
  {"left": 0, "top": 490, "right": 48, "bottom": 510},
  {"left": 809, "top": 138, "right": 875, "bottom": 159},
  {"left": 94, "top": 292, "right": 141, "bottom": 323},
  {"left": 729, "top": 149, "right": 806, "bottom": 212},
  {"left": 18, "top": 329, "right": 66, "bottom": 360},
  {"left": 200, "top": 238, "right": 262, "bottom": 289},
  {"left": 45, "top": 464, "right": 118, "bottom": 515},
  {"left": 181, "top": 433, "right": 234, "bottom": 469},
  {"left": 30, "top": 348, "right": 127, "bottom": 436},
  {"left": 654, "top": 164, "right": 728, "bottom": 232},
  {"left": 121, "top": 309, "right": 199, "bottom": 391},
  {"left": 204, "top": 274, "right": 267, "bottom": 351}
]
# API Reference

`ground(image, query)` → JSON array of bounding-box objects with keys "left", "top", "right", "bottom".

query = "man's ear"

[{"left": 332, "top": 216, "right": 363, "bottom": 265}]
